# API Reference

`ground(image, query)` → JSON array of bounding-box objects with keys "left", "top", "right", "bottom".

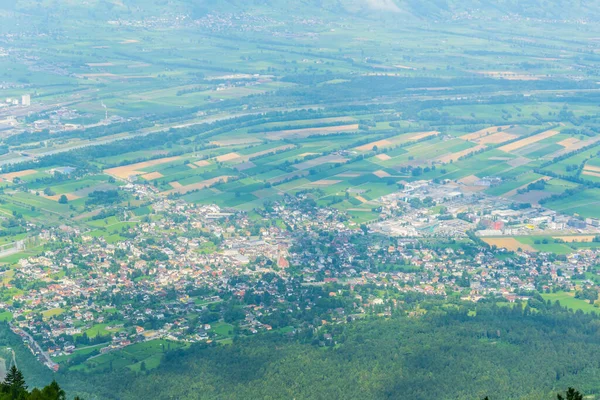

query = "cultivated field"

[
  {"left": 266, "top": 124, "right": 359, "bottom": 140},
  {"left": 437, "top": 144, "right": 486, "bottom": 164},
  {"left": 355, "top": 139, "right": 393, "bottom": 152},
  {"left": 104, "top": 156, "right": 182, "bottom": 179},
  {"left": 460, "top": 126, "right": 513, "bottom": 141},
  {"left": 161, "top": 176, "right": 234, "bottom": 195},
  {"left": 498, "top": 130, "right": 559, "bottom": 153},
  {"left": 0, "top": 169, "right": 38, "bottom": 182},
  {"left": 482, "top": 237, "right": 536, "bottom": 252}
]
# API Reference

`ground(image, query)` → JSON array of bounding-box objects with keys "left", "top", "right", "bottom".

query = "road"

[{"left": 9, "top": 324, "right": 57, "bottom": 370}]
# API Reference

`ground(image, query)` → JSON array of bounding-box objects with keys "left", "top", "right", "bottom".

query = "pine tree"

[
  {"left": 557, "top": 387, "right": 584, "bottom": 400},
  {"left": 41, "top": 380, "right": 66, "bottom": 400},
  {"left": 3, "top": 365, "right": 27, "bottom": 398}
]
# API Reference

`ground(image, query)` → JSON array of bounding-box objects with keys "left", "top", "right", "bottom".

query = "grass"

[
  {"left": 516, "top": 236, "right": 574, "bottom": 255},
  {"left": 541, "top": 292, "right": 599, "bottom": 313},
  {"left": 0, "top": 248, "right": 43, "bottom": 265},
  {"left": 485, "top": 172, "right": 544, "bottom": 197},
  {"left": 212, "top": 322, "right": 234, "bottom": 337},
  {"left": 42, "top": 308, "right": 64, "bottom": 319},
  {"left": 544, "top": 189, "right": 600, "bottom": 218},
  {"left": 53, "top": 343, "right": 106, "bottom": 364},
  {"left": 80, "top": 323, "right": 122, "bottom": 339},
  {"left": 0, "top": 312, "right": 13, "bottom": 322},
  {"left": 74, "top": 339, "right": 188, "bottom": 373}
]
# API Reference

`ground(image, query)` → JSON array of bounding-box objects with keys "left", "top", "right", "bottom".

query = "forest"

[{"left": 0, "top": 301, "right": 594, "bottom": 399}]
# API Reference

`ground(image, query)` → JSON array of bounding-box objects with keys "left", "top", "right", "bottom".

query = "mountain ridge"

[{"left": 2, "top": 0, "right": 599, "bottom": 22}]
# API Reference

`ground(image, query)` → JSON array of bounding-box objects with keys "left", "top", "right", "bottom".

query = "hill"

[{"left": 16, "top": 301, "right": 600, "bottom": 399}]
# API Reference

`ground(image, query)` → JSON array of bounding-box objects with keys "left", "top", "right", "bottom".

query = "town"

[{"left": 1, "top": 175, "right": 599, "bottom": 372}]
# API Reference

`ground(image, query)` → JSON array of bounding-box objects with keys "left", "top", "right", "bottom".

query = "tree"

[
  {"left": 35, "top": 380, "right": 65, "bottom": 400},
  {"left": 3, "top": 365, "right": 27, "bottom": 397},
  {"left": 58, "top": 195, "right": 68, "bottom": 204},
  {"left": 0, "top": 367, "right": 75, "bottom": 399},
  {"left": 557, "top": 387, "right": 584, "bottom": 400}
]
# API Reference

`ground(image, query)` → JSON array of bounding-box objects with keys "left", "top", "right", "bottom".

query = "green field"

[{"left": 541, "top": 292, "right": 599, "bottom": 313}]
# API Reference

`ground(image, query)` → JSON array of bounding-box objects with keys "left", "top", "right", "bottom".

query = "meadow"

[{"left": 541, "top": 292, "right": 600, "bottom": 314}]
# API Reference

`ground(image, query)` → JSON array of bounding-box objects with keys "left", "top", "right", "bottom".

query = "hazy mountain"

[{"left": 2, "top": 0, "right": 598, "bottom": 21}]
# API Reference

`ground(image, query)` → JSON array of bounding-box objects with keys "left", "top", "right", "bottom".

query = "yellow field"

[
  {"left": 403, "top": 131, "right": 439, "bottom": 142},
  {"left": 169, "top": 182, "right": 183, "bottom": 188},
  {"left": 355, "top": 196, "right": 369, "bottom": 203},
  {"left": 141, "top": 172, "right": 163, "bottom": 180},
  {"left": 458, "top": 175, "right": 480, "bottom": 185},
  {"left": 373, "top": 170, "right": 391, "bottom": 178},
  {"left": 0, "top": 169, "right": 38, "bottom": 181},
  {"left": 583, "top": 164, "right": 600, "bottom": 173},
  {"left": 583, "top": 170, "right": 600, "bottom": 178},
  {"left": 355, "top": 139, "right": 393, "bottom": 152},
  {"left": 375, "top": 154, "right": 391, "bottom": 160},
  {"left": 104, "top": 156, "right": 181, "bottom": 179},
  {"left": 498, "top": 130, "right": 559, "bottom": 153},
  {"left": 215, "top": 153, "right": 241, "bottom": 162},
  {"left": 437, "top": 144, "right": 486, "bottom": 164},
  {"left": 553, "top": 236, "right": 597, "bottom": 243},
  {"left": 194, "top": 160, "right": 211, "bottom": 167},
  {"left": 554, "top": 137, "right": 600, "bottom": 156},
  {"left": 558, "top": 137, "right": 580, "bottom": 149},
  {"left": 482, "top": 238, "right": 536, "bottom": 252},
  {"left": 476, "top": 132, "right": 518, "bottom": 145},
  {"left": 161, "top": 176, "right": 233, "bottom": 195}
]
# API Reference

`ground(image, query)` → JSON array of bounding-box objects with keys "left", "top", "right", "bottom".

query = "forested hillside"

[{"left": 9, "top": 300, "right": 597, "bottom": 399}]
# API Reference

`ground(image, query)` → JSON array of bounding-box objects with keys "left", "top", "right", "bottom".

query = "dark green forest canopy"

[{"left": 7, "top": 302, "right": 595, "bottom": 400}]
